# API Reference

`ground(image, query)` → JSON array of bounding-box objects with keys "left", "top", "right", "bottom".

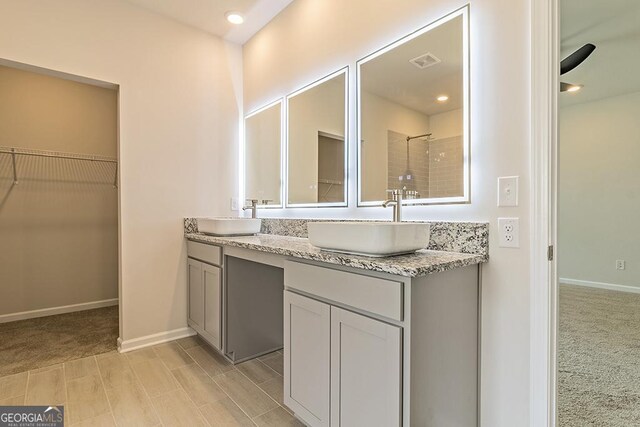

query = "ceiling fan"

[{"left": 560, "top": 43, "right": 596, "bottom": 92}]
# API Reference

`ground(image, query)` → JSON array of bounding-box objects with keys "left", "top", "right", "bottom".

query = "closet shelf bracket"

[{"left": 11, "top": 148, "right": 18, "bottom": 185}]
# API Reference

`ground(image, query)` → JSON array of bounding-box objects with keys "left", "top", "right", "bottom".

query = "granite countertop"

[{"left": 185, "top": 232, "right": 485, "bottom": 277}]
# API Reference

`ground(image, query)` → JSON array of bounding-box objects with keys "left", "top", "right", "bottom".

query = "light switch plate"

[
  {"left": 498, "top": 217, "right": 520, "bottom": 248},
  {"left": 498, "top": 176, "right": 519, "bottom": 207},
  {"left": 230, "top": 197, "right": 240, "bottom": 211}
]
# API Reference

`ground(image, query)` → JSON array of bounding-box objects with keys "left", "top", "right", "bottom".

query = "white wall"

[
  {"left": 559, "top": 91, "right": 640, "bottom": 288},
  {"left": 430, "top": 107, "right": 463, "bottom": 139},
  {"left": 0, "top": 0, "right": 241, "bottom": 342},
  {"left": 243, "top": 1, "right": 531, "bottom": 425}
]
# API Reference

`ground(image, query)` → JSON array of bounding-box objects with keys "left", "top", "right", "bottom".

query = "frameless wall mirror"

[
  {"left": 358, "top": 6, "right": 469, "bottom": 205},
  {"left": 287, "top": 68, "right": 348, "bottom": 207},
  {"left": 244, "top": 100, "right": 283, "bottom": 207}
]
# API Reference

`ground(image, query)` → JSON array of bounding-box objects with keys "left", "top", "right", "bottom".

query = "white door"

[
  {"left": 331, "top": 307, "right": 402, "bottom": 427},
  {"left": 187, "top": 258, "right": 204, "bottom": 328},
  {"left": 203, "top": 263, "right": 221, "bottom": 350},
  {"left": 284, "top": 291, "right": 330, "bottom": 427}
]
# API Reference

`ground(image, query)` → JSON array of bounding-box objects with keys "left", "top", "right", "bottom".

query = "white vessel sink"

[
  {"left": 197, "top": 218, "right": 261, "bottom": 236},
  {"left": 307, "top": 222, "right": 430, "bottom": 257}
]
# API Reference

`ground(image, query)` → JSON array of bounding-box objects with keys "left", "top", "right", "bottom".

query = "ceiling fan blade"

[{"left": 560, "top": 43, "right": 596, "bottom": 75}]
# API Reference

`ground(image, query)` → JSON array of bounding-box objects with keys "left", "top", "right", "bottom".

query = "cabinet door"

[
  {"left": 187, "top": 258, "right": 204, "bottom": 328},
  {"left": 203, "top": 263, "right": 222, "bottom": 350},
  {"left": 284, "top": 291, "right": 330, "bottom": 427},
  {"left": 331, "top": 307, "right": 402, "bottom": 427}
]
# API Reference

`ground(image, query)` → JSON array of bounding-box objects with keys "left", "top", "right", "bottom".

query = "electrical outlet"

[
  {"left": 498, "top": 176, "right": 519, "bottom": 207},
  {"left": 498, "top": 217, "right": 520, "bottom": 248},
  {"left": 230, "top": 197, "right": 240, "bottom": 211},
  {"left": 616, "top": 260, "right": 626, "bottom": 270}
]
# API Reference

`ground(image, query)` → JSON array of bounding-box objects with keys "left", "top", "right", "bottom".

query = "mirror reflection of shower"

[
  {"left": 406, "top": 133, "right": 433, "bottom": 143},
  {"left": 401, "top": 133, "right": 434, "bottom": 199},
  {"left": 387, "top": 129, "right": 463, "bottom": 199}
]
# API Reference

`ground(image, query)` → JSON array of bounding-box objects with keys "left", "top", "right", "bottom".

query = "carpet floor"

[
  {"left": 0, "top": 306, "right": 118, "bottom": 377},
  {"left": 558, "top": 284, "right": 640, "bottom": 426}
]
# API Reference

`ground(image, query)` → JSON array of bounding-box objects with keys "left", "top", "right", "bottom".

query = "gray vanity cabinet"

[
  {"left": 202, "top": 263, "right": 222, "bottom": 347},
  {"left": 187, "top": 241, "right": 222, "bottom": 351},
  {"left": 184, "top": 237, "right": 479, "bottom": 427},
  {"left": 284, "top": 291, "right": 402, "bottom": 427},
  {"left": 187, "top": 258, "right": 205, "bottom": 328},
  {"left": 284, "top": 258, "right": 478, "bottom": 427},
  {"left": 330, "top": 307, "right": 402, "bottom": 427},
  {"left": 284, "top": 291, "right": 330, "bottom": 427},
  {"left": 284, "top": 260, "right": 403, "bottom": 427}
]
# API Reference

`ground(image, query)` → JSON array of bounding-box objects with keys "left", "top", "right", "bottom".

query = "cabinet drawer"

[
  {"left": 187, "top": 241, "right": 222, "bottom": 266},
  {"left": 284, "top": 261, "right": 403, "bottom": 321}
]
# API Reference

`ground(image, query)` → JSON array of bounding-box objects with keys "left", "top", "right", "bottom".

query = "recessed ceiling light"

[
  {"left": 436, "top": 95, "right": 449, "bottom": 102},
  {"left": 225, "top": 11, "right": 244, "bottom": 25},
  {"left": 566, "top": 84, "right": 583, "bottom": 93}
]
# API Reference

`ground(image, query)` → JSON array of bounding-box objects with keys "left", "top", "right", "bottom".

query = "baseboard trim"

[
  {"left": 118, "top": 327, "right": 196, "bottom": 353},
  {"left": 559, "top": 278, "right": 640, "bottom": 294},
  {"left": 0, "top": 298, "right": 119, "bottom": 324}
]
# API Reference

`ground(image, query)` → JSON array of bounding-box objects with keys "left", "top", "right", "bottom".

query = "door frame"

[
  {"left": 0, "top": 57, "right": 123, "bottom": 347},
  {"left": 530, "top": 0, "right": 559, "bottom": 425}
]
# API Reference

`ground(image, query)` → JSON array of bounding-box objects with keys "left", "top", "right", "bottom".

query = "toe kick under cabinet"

[{"left": 283, "top": 259, "right": 479, "bottom": 427}]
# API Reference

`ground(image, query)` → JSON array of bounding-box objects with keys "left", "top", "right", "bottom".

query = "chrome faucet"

[
  {"left": 382, "top": 189, "right": 403, "bottom": 222},
  {"left": 243, "top": 199, "right": 259, "bottom": 218}
]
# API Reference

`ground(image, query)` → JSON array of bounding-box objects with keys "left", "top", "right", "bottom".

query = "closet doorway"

[{"left": 0, "top": 61, "right": 119, "bottom": 376}]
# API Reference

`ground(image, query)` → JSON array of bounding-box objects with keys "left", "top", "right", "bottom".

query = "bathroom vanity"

[
  {"left": 187, "top": 5, "right": 481, "bottom": 425},
  {"left": 184, "top": 218, "right": 487, "bottom": 427}
]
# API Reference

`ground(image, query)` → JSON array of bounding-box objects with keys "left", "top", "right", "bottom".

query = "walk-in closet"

[{"left": 0, "top": 63, "right": 119, "bottom": 375}]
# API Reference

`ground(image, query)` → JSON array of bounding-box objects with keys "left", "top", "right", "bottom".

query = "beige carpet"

[
  {"left": 0, "top": 306, "right": 118, "bottom": 376},
  {"left": 558, "top": 284, "right": 640, "bottom": 426}
]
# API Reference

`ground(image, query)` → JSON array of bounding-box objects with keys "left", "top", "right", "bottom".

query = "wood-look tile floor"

[{"left": 0, "top": 336, "right": 303, "bottom": 427}]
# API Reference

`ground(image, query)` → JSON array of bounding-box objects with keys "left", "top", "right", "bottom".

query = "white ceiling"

[
  {"left": 560, "top": 0, "right": 640, "bottom": 107},
  {"left": 361, "top": 15, "right": 463, "bottom": 117},
  {"left": 124, "top": 0, "right": 293, "bottom": 44}
]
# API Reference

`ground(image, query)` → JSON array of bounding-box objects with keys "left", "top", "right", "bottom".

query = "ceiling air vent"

[{"left": 409, "top": 52, "right": 441, "bottom": 69}]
